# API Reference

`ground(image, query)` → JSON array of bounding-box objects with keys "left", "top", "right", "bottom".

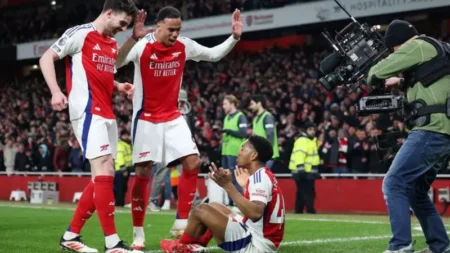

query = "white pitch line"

[
  {"left": 287, "top": 217, "right": 389, "bottom": 224},
  {"left": 0, "top": 203, "right": 390, "bottom": 224},
  {"left": 2, "top": 203, "right": 449, "bottom": 253},
  {"left": 281, "top": 233, "right": 420, "bottom": 246},
  {"left": 413, "top": 225, "right": 450, "bottom": 231},
  {"left": 0, "top": 203, "right": 176, "bottom": 216},
  {"left": 146, "top": 232, "right": 450, "bottom": 253}
]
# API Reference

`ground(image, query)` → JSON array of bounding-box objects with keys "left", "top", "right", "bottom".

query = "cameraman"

[{"left": 368, "top": 20, "right": 450, "bottom": 253}]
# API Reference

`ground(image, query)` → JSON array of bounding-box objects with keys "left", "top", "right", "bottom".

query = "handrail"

[{"left": 1, "top": 171, "right": 450, "bottom": 179}]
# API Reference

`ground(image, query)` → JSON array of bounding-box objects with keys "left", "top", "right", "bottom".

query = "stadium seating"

[
  {"left": 0, "top": 0, "right": 303, "bottom": 45},
  {"left": 2, "top": 36, "right": 450, "bottom": 175}
]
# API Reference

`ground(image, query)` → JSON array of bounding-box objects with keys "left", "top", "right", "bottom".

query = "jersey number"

[{"left": 269, "top": 194, "right": 285, "bottom": 224}]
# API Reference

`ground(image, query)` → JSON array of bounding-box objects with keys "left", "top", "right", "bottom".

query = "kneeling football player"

[{"left": 160, "top": 135, "right": 285, "bottom": 252}]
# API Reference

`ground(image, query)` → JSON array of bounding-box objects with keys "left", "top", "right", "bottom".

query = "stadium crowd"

[
  {"left": 1, "top": 0, "right": 450, "bottom": 175},
  {"left": 4, "top": 40, "right": 449, "bottom": 176},
  {"left": 0, "top": 0, "right": 306, "bottom": 45}
]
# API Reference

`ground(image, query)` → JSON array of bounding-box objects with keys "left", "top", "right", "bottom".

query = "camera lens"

[{"left": 319, "top": 73, "right": 339, "bottom": 92}]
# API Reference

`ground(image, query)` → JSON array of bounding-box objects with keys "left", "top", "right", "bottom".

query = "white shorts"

[
  {"left": 219, "top": 216, "right": 278, "bottom": 253},
  {"left": 72, "top": 113, "right": 118, "bottom": 160},
  {"left": 132, "top": 116, "right": 199, "bottom": 166}
]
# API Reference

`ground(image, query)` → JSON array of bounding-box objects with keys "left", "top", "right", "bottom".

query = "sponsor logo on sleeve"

[
  {"left": 58, "top": 36, "right": 67, "bottom": 46},
  {"left": 251, "top": 188, "right": 267, "bottom": 198}
]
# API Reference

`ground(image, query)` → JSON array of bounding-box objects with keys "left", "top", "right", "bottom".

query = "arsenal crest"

[{"left": 246, "top": 15, "right": 253, "bottom": 26}]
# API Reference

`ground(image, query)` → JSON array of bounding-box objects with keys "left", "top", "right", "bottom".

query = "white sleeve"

[
  {"left": 125, "top": 46, "right": 137, "bottom": 65},
  {"left": 118, "top": 38, "right": 148, "bottom": 69},
  {"left": 248, "top": 172, "right": 272, "bottom": 204},
  {"left": 50, "top": 27, "right": 85, "bottom": 59},
  {"left": 117, "top": 41, "right": 140, "bottom": 68},
  {"left": 180, "top": 35, "right": 239, "bottom": 62}
]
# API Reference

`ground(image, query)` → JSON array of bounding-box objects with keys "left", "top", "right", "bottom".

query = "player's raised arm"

[
  {"left": 117, "top": 9, "right": 153, "bottom": 68},
  {"left": 183, "top": 9, "right": 243, "bottom": 62}
]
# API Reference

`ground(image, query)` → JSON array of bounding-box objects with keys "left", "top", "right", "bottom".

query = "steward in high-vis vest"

[
  {"left": 114, "top": 129, "right": 133, "bottom": 207},
  {"left": 289, "top": 121, "right": 319, "bottom": 214},
  {"left": 221, "top": 95, "right": 248, "bottom": 200},
  {"left": 249, "top": 94, "right": 279, "bottom": 169},
  {"left": 222, "top": 111, "right": 247, "bottom": 158}
]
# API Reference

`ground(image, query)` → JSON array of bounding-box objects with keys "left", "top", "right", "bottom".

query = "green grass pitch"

[{"left": 0, "top": 202, "right": 449, "bottom": 253}]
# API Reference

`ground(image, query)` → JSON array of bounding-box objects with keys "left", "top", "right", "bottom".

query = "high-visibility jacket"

[
  {"left": 170, "top": 167, "right": 180, "bottom": 187},
  {"left": 115, "top": 140, "right": 132, "bottom": 171},
  {"left": 252, "top": 111, "right": 279, "bottom": 158},
  {"left": 289, "top": 134, "right": 320, "bottom": 174},
  {"left": 222, "top": 111, "right": 246, "bottom": 156}
]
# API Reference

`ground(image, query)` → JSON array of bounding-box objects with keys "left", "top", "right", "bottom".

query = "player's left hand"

[
  {"left": 231, "top": 9, "right": 243, "bottom": 40},
  {"left": 132, "top": 10, "right": 153, "bottom": 40},
  {"left": 209, "top": 162, "right": 232, "bottom": 187},
  {"left": 234, "top": 166, "right": 249, "bottom": 189},
  {"left": 118, "top": 82, "right": 135, "bottom": 99}
]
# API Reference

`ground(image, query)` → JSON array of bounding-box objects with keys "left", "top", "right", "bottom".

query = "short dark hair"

[
  {"left": 247, "top": 136, "right": 273, "bottom": 164},
  {"left": 120, "top": 129, "right": 130, "bottom": 136},
  {"left": 103, "top": 0, "right": 138, "bottom": 17},
  {"left": 251, "top": 94, "right": 266, "bottom": 106},
  {"left": 156, "top": 6, "right": 182, "bottom": 23}
]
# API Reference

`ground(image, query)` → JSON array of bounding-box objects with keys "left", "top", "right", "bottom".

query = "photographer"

[{"left": 367, "top": 20, "right": 450, "bottom": 253}]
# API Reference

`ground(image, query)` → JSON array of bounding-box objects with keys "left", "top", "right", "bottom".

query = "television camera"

[
  {"left": 318, "top": 0, "right": 405, "bottom": 153},
  {"left": 317, "top": 0, "right": 405, "bottom": 117}
]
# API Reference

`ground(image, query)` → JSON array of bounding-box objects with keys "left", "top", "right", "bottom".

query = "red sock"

[
  {"left": 180, "top": 232, "right": 200, "bottom": 244},
  {"left": 131, "top": 175, "right": 150, "bottom": 226},
  {"left": 177, "top": 168, "right": 199, "bottom": 219},
  {"left": 199, "top": 229, "right": 213, "bottom": 246},
  {"left": 68, "top": 181, "right": 96, "bottom": 234},
  {"left": 179, "top": 229, "right": 212, "bottom": 246},
  {"left": 94, "top": 176, "right": 116, "bottom": 236}
]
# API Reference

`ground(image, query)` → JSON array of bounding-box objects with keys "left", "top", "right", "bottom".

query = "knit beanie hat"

[
  {"left": 384, "top": 19, "right": 418, "bottom": 50},
  {"left": 304, "top": 121, "right": 316, "bottom": 130}
]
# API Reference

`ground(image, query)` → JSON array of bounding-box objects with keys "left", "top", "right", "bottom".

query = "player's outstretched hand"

[
  {"left": 231, "top": 9, "right": 242, "bottom": 40},
  {"left": 234, "top": 166, "right": 249, "bottom": 189},
  {"left": 132, "top": 10, "right": 154, "bottom": 40},
  {"left": 209, "top": 162, "right": 232, "bottom": 188},
  {"left": 51, "top": 91, "right": 68, "bottom": 111},
  {"left": 118, "top": 82, "right": 135, "bottom": 99}
]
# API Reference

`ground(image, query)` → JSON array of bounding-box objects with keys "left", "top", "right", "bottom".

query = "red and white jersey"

[
  {"left": 120, "top": 33, "right": 238, "bottom": 123},
  {"left": 51, "top": 23, "right": 118, "bottom": 120},
  {"left": 243, "top": 168, "right": 285, "bottom": 249}
]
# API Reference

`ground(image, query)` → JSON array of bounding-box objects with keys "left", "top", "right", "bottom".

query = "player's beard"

[
  {"left": 111, "top": 28, "right": 120, "bottom": 37},
  {"left": 107, "top": 26, "right": 121, "bottom": 37}
]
